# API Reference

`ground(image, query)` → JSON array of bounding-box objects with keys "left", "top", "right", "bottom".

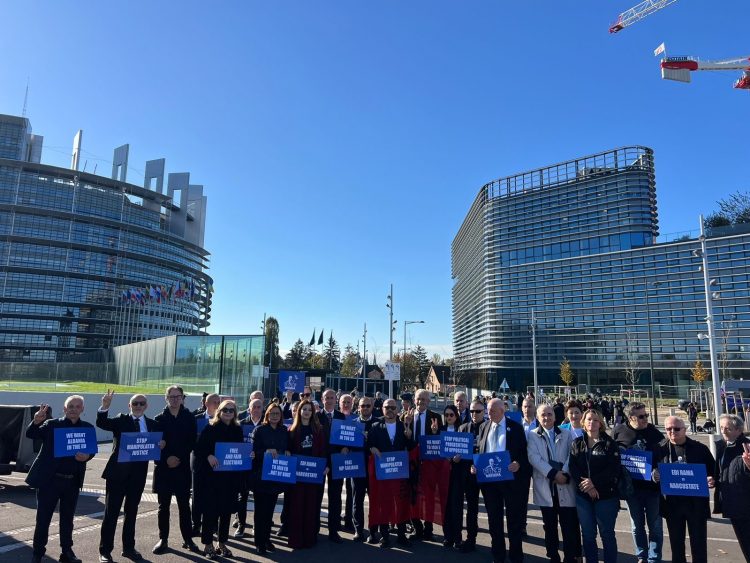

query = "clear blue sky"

[{"left": 1, "top": 1, "right": 747, "bottom": 360}]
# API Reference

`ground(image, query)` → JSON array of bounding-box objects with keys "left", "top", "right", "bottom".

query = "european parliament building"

[
  {"left": 0, "top": 113, "right": 213, "bottom": 362},
  {"left": 452, "top": 146, "right": 750, "bottom": 391}
]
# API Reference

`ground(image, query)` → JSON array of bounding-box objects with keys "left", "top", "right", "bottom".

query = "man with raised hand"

[
  {"left": 97, "top": 390, "right": 163, "bottom": 563},
  {"left": 26, "top": 396, "right": 95, "bottom": 563}
]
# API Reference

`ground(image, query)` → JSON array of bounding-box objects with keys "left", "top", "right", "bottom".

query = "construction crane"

[
  {"left": 660, "top": 56, "right": 750, "bottom": 90},
  {"left": 610, "top": 0, "right": 679, "bottom": 33}
]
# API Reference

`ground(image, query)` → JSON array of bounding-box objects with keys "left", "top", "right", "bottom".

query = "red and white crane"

[
  {"left": 610, "top": 0, "right": 679, "bottom": 33},
  {"left": 660, "top": 56, "right": 750, "bottom": 90}
]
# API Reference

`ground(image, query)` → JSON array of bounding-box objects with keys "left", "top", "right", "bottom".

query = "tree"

[
  {"left": 717, "top": 191, "right": 750, "bottom": 225},
  {"left": 624, "top": 330, "right": 641, "bottom": 391},
  {"left": 704, "top": 213, "right": 732, "bottom": 230},
  {"left": 340, "top": 344, "right": 360, "bottom": 377},
  {"left": 284, "top": 339, "right": 308, "bottom": 370},
  {"left": 321, "top": 334, "right": 341, "bottom": 371},
  {"left": 412, "top": 345, "right": 430, "bottom": 388},
  {"left": 691, "top": 357, "right": 709, "bottom": 388},
  {"left": 430, "top": 353, "right": 442, "bottom": 365},
  {"left": 560, "top": 357, "right": 574, "bottom": 386},
  {"left": 264, "top": 316, "right": 281, "bottom": 369},
  {"left": 393, "top": 351, "right": 418, "bottom": 388}
]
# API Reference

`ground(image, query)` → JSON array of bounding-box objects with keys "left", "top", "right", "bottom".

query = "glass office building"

[
  {"left": 452, "top": 146, "right": 750, "bottom": 390},
  {"left": 0, "top": 114, "right": 212, "bottom": 361}
]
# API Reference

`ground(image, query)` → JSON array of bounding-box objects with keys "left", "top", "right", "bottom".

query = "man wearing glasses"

[
  {"left": 612, "top": 402, "right": 664, "bottom": 563},
  {"left": 652, "top": 416, "right": 716, "bottom": 563},
  {"left": 351, "top": 396, "right": 377, "bottom": 542},
  {"left": 152, "top": 385, "right": 199, "bottom": 555},
  {"left": 457, "top": 400, "right": 486, "bottom": 552},
  {"left": 97, "top": 391, "right": 164, "bottom": 562}
]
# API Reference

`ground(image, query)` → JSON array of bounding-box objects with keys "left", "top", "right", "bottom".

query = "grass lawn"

[{"left": 0, "top": 380, "right": 201, "bottom": 394}]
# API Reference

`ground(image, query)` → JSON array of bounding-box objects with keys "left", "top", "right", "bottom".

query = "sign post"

[{"left": 384, "top": 361, "right": 401, "bottom": 399}]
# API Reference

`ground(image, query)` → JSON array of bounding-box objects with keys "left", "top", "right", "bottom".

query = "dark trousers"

[
  {"left": 518, "top": 474, "right": 531, "bottom": 531},
  {"left": 33, "top": 475, "right": 80, "bottom": 556},
  {"left": 344, "top": 477, "right": 354, "bottom": 524},
  {"left": 237, "top": 487, "right": 255, "bottom": 527},
  {"left": 411, "top": 518, "right": 434, "bottom": 536},
  {"left": 464, "top": 473, "right": 480, "bottom": 543},
  {"left": 326, "top": 473, "right": 343, "bottom": 534},
  {"left": 352, "top": 476, "right": 370, "bottom": 533},
  {"left": 191, "top": 472, "right": 205, "bottom": 529},
  {"left": 540, "top": 501, "right": 581, "bottom": 563},
  {"left": 99, "top": 476, "right": 145, "bottom": 554},
  {"left": 202, "top": 508, "right": 230, "bottom": 545},
  {"left": 481, "top": 482, "right": 524, "bottom": 563},
  {"left": 157, "top": 490, "right": 193, "bottom": 542},
  {"left": 665, "top": 507, "right": 707, "bottom": 563},
  {"left": 254, "top": 491, "right": 279, "bottom": 549},
  {"left": 443, "top": 467, "right": 465, "bottom": 544},
  {"left": 730, "top": 518, "right": 750, "bottom": 562}
]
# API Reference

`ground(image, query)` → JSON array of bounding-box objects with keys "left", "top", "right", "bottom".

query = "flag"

[
  {"left": 654, "top": 42, "right": 666, "bottom": 57},
  {"left": 318, "top": 329, "right": 324, "bottom": 345},
  {"left": 309, "top": 329, "right": 316, "bottom": 347}
]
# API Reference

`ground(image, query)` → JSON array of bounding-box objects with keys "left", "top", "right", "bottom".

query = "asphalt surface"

[{"left": 0, "top": 434, "right": 744, "bottom": 562}]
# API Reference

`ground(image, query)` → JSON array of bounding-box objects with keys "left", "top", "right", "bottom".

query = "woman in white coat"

[{"left": 527, "top": 404, "right": 582, "bottom": 563}]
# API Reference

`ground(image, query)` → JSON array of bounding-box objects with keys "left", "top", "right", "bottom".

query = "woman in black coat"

[
  {"left": 251, "top": 403, "right": 290, "bottom": 555},
  {"left": 194, "top": 399, "right": 244, "bottom": 559},
  {"left": 442, "top": 404, "right": 465, "bottom": 548}
]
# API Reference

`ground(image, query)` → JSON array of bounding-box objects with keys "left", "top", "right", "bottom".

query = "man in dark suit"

[
  {"left": 458, "top": 399, "right": 486, "bottom": 553},
  {"left": 455, "top": 391, "right": 471, "bottom": 425},
  {"left": 26, "top": 396, "right": 95, "bottom": 563},
  {"left": 318, "top": 388, "right": 347, "bottom": 543},
  {"left": 409, "top": 388, "right": 444, "bottom": 541},
  {"left": 351, "top": 395, "right": 378, "bottom": 542},
  {"left": 472, "top": 398, "right": 530, "bottom": 563},
  {"left": 367, "top": 398, "right": 416, "bottom": 547},
  {"left": 97, "top": 391, "right": 164, "bottom": 562}
]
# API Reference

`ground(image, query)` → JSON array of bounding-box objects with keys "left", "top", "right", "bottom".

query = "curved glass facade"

[
  {"left": 452, "top": 146, "right": 750, "bottom": 390},
  {"left": 0, "top": 114, "right": 212, "bottom": 361}
]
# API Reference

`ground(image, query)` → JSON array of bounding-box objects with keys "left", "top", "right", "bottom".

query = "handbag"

[{"left": 618, "top": 463, "right": 635, "bottom": 500}]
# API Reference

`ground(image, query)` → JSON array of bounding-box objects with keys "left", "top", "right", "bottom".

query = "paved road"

[{"left": 0, "top": 438, "right": 743, "bottom": 562}]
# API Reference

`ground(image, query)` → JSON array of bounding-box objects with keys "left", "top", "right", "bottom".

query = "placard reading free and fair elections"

[
  {"left": 117, "top": 432, "right": 163, "bottom": 462},
  {"left": 261, "top": 453, "right": 297, "bottom": 483},
  {"left": 329, "top": 419, "right": 365, "bottom": 447},
  {"left": 214, "top": 443, "right": 252, "bottom": 471},
  {"left": 53, "top": 427, "right": 98, "bottom": 457},
  {"left": 659, "top": 462, "right": 709, "bottom": 497}
]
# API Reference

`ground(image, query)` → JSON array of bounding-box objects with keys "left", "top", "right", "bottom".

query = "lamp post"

[
  {"left": 530, "top": 309, "right": 538, "bottom": 399},
  {"left": 644, "top": 282, "right": 660, "bottom": 425},
  {"left": 404, "top": 320, "right": 425, "bottom": 388},
  {"left": 386, "top": 284, "right": 398, "bottom": 398}
]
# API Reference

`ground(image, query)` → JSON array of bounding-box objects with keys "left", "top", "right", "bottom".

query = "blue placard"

[
  {"left": 283, "top": 418, "right": 293, "bottom": 428},
  {"left": 241, "top": 424, "right": 255, "bottom": 443},
  {"left": 659, "top": 462, "right": 709, "bottom": 497},
  {"left": 506, "top": 411, "right": 522, "bottom": 423},
  {"left": 439, "top": 432, "right": 474, "bottom": 458},
  {"left": 331, "top": 452, "right": 366, "bottom": 479},
  {"left": 473, "top": 451, "right": 515, "bottom": 482},
  {"left": 214, "top": 442, "right": 252, "bottom": 471},
  {"left": 53, "top": 427, "right": 98, "bottom": 458},
  {"left": 278, "top": 370, "right": 305, "bottom": 393},
  {"left": 375, "top": 450, "right": 409, "bottom": 480},
  {"left": 196, "top": 417, "right": 209, "bottom": 435},
  {"left": 622, "top": 449, "right": 653, "bottom": 481},
  {"left": 419, "top": 434, "right": 443, "bottom": 460},
  {"left": 117, "top": 432, "right": 163, "bottom": 462},
  {"left": 295, "top": 455, "right": 326, "bottom": 484},
  {"left": 261, "top": 453, "right": 298, "bottom": 483},
  {"left": 329, "top": 419, "right": 365, "bottom": 448}
]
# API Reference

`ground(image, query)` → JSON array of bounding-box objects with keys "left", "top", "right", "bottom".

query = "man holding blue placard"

[
  {"left": 652, "top": 415, "right": 715, "bottom": 563},
  {"left": 457, "top": 399, "right": 485, "bottom": 553},
  {"left": 318, "top": 388, "right": 347, "bottom": 543},
  {"left": 97, "top": 390, "right": 164, "bottom": 563},
  {"left": 26, "top": 396, "right": 95, "bottom": 563},
  {"left": 351, "top": 396, "right": 378, "bottom": 542}
]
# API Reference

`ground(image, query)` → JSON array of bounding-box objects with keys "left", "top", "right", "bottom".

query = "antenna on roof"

[{"left": 22, "top": 77, "right": 29, "bottom": 117}]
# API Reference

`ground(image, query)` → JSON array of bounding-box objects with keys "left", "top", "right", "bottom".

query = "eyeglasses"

[
  {"left": 302, "top": 393, "right": 311, "bottom": 397},
  {"left": 444, "top": 413, "right": 456, "bottom": 417},
  {"left": 665, "top": 427, "right": 684, "bottom": 432},
  {"left": 167, "top": 395, "right": 183, "bottom": 400},
  {"left": 470, "top": 409, "right": 484, "bottom": 414},
  {"left": 384, "top": 406, "right": 397, "bottom": 411},
  {"left": 634, "top": 414, "right": 649, "bottom": 420},
  {"left": 220, "top": 408, "right": 236, "bottom": 414},
  {"left": 131, "top": 401, "right": 146, "bottom": 407},
  {"left": 360, "top": 404, "right": 373, "bottom": 408}
]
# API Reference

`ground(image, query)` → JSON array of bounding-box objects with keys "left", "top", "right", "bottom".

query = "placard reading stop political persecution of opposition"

[
  {"left": 214, "top": 442, "right": 252, "bottom": 471},
  {"left": 261, "top": 453, "right": 297, "bottom": 483},
  {"left": 117, "top": 432, "right": 163, "bottom": 462},
  {"left": 659, "top": 462, "right": 709, "bottom": 497},
  {"left": 374, "top": 451, "right": 409, "bottom": 480},
  {"left": 439, "top": 432, "right": 473, "bottom": 458},
  {"left": 53, "top": 427, "right": 98, "bottom": 458},
  {"left": 622, "top": 449, "right": 652, "bottom": 480},
  {"left": 329, "top": 419, "right": 365, "bottom": 448}
]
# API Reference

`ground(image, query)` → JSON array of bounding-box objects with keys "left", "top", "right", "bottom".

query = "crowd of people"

[{"left": 22, "top": 386, "right": 750, "bottom": 563}]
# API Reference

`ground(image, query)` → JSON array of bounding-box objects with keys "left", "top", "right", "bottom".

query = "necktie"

[
  {"left": 416, "top": 415, "right": 422, "bottom": 438},
  {"left": 547, "top": 430, "right": 556, "bottom": 461},
  {"left": 489, "top": 423, "right": 497, "bottom": 452},
  {"left": 327, "top": 412, "right": 332, "bottom": 423},
  {"left": 134, "top": 417, "right": 141, "bottom": 432}
]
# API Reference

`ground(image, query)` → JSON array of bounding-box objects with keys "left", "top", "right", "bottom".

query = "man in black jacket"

[
  {"left": 97, "top": 390, "right": 163, "bottom": 562},
  {"left": 152, "top": 385, "right": 199, "bottom": 555},
  {"left": 612, "top": 401, "right": 664, "bottom": 563},
  {"left": 713, "top": 413, "right": 750, "bottom": 561},
  {"left": 26, "top": 396, "right": 95, "bottom": 563},
  {"left": 458, "top": 399, "right": 486, "bottom": 553},
  {"left": 319, "top": 388, "right": 347, "bottom": 543},
  {"left": 472, "top": 397, "right": 529, "bottom": 563},
  {"left": 351, "top": 395, "right": 378, "bottom": 542}
]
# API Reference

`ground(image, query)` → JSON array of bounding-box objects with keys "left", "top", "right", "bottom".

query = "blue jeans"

[
  {"left": 575, "top": 494, "right": 619, "bottom": 563},
  {"left": 626, "top": 489, "right": 663, "bottom": 562}
]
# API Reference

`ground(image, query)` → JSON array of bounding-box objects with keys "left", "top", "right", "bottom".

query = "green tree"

[
  {"left": 340, "top": 344, "right": 360, "bottom": 377},
  {"left": 560, "top": 357, "right": 575, "bottom": 386},
  {"left": 321, "top": 334, "right": 341, "bottom": 371},
  {"left": 412, "top": 345, "right": 430, "bottom": 388},
  {"left": 264, "top": 316, "right": 281, "bottom": 369},
  {"left": 717, "top": 191, "right": 750, "bottom": 224},
  {"left": 284, "top": 339, "right": 308, "bottom": 370}
]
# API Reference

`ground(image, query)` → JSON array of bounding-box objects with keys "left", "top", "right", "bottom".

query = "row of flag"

[
  {"left": 119, "top": 279, "right": 205, "bottom": 305},
  {"left": 309, "top": 329, "right": 327, "bottom": 346}
]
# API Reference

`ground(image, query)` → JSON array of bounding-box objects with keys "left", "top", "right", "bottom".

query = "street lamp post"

[
  {"left": 530, "top": 309, "right": 538, "bottom": 399},
  {"left": 386, "top": 284, "right": 398, "bottom": 398},
  {"left": 644, "top": 282, "right": 660, "bottom": 425},
  {"left": 404, "top": 320, "right": 425, "bottom": 389}
]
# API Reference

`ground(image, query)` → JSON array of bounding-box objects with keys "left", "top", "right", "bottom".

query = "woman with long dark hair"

[
  {"left": 251, "top": 403, "right": 289, "bottom": 555},
  {"left": 442, "top": 404, "right": 465, "bottom": 548},
  {"left": 287, "top": 400, "right": 328, "bottom": 549},
  {"left": 194, "top": 399, "right": 243, "bottom": 559}
]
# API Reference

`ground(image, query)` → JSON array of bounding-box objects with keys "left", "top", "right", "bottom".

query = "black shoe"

[
  {"left": 408, "top": 531, "right": 423, "bottom": 541},
  {"left": 182, "top": 540, "right": 201, "bottom": 553},
  {"left": 329, "top": 532, "right": 343, "bottom": 544},
  {"left": 98, "top": 555, "right": 113, "bottom": 563},
  {"left": 59, "top": 552, "right": 82, "bottom": 563},
  {"left": 121, "top": 549, "right": 143, "bottom": 561},
  {"left": 379, "top": 535, "right": 391, "bottom": 548},
  {"left": 367, "top": 532, "right": 381, "bottom": 545},
  {"left": 30, "top": 555, "right": 43, "bottom": 563},
  {"left": 191, "top": 525, "right": 201, "bottom": 537},
  {"left": 152, "top": 539, "right": 168, "bottom": 554},
  {"left": 234, "top": 525, "right": 245, "bottom": 538},
  {"left": 397, "top": 535, "right": 412, "bottom": 548},
  {"left": 342, "top": 523, "right": 356, "bottom": 533},
  {"left": 460, "top": 541, "right": 476, "bottom": 553},
  {"left": 443, "top": 540, "right": 454, "bottom": 548},
  {"left": 276, "top": 525, "right": 288, "bottom": 537},
  {"left": 423, "top": 531, "right": 435, "bottom": 542},
  {"left": 352, "top": 532, "right": 366, "bottom": 542},
  {"left": 232, "top": 519, "right": 239, "bottom": 529},
  {"left": 265, "top": 540, "right": 276, "bottom": 553},
  {"left": 255, "top": 547, "right": 267, "bottom": 556}
]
